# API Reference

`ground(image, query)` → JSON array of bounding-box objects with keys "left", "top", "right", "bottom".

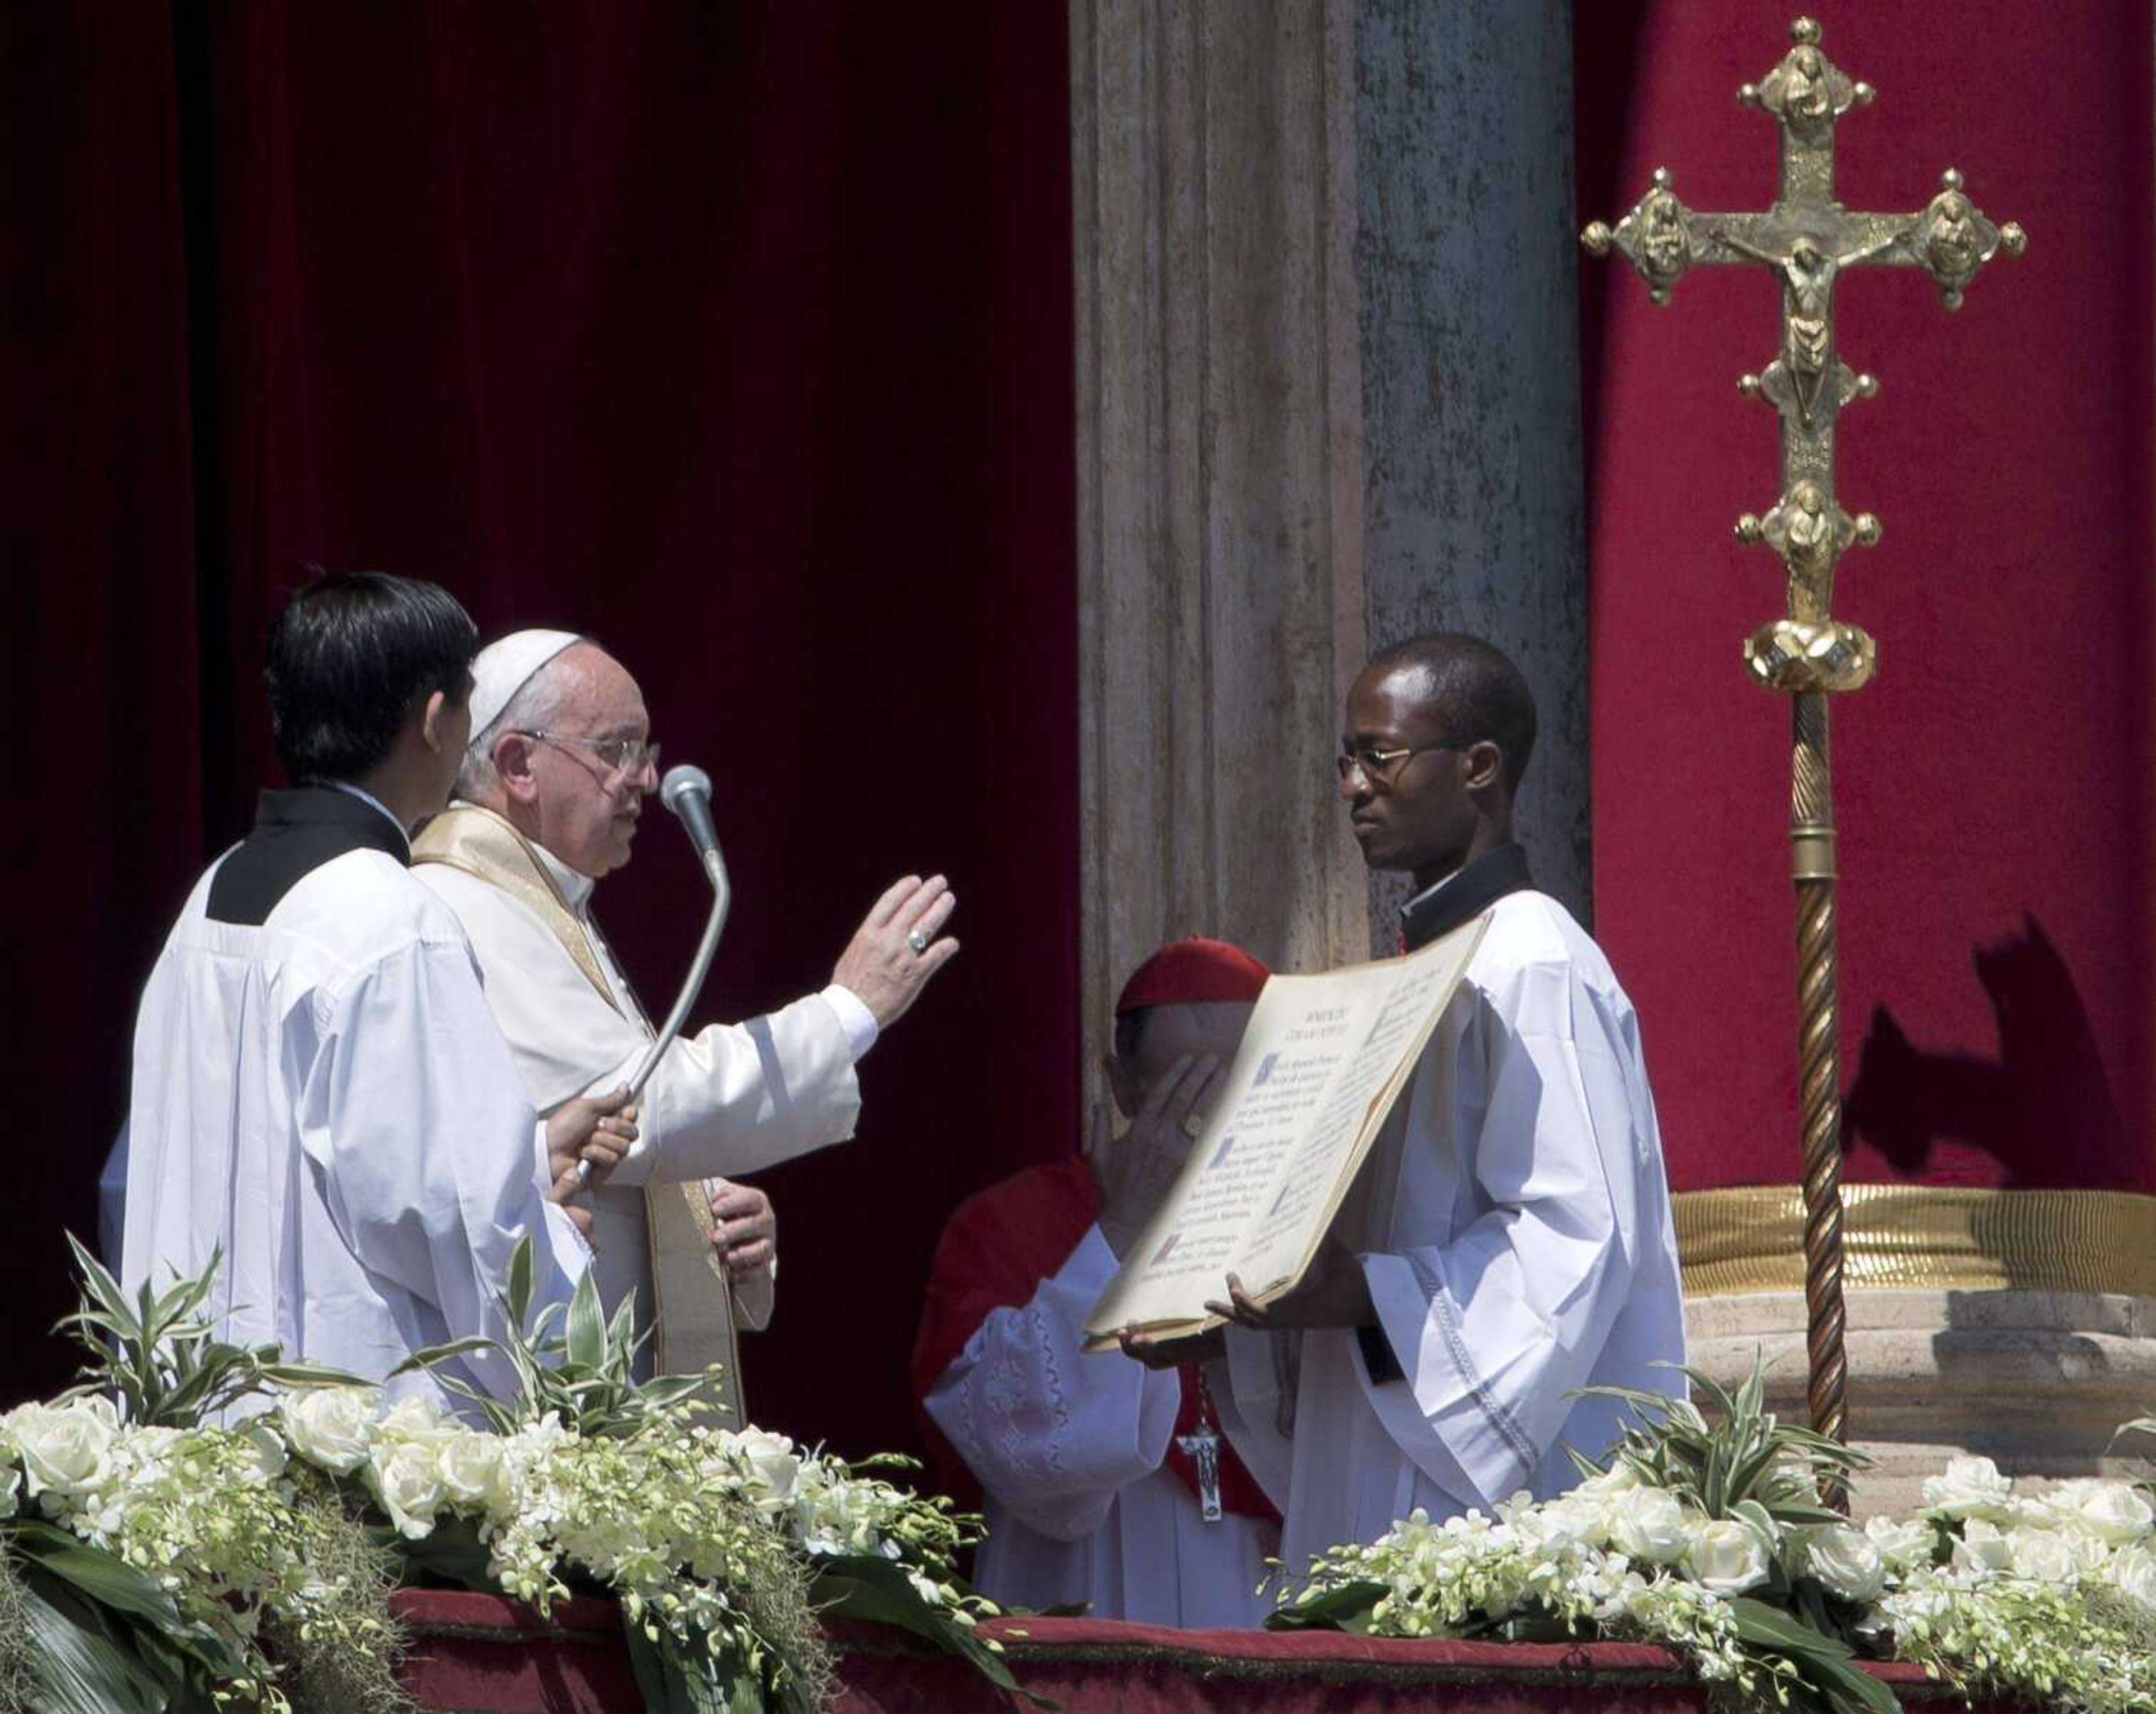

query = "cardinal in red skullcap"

[{"left": 910, "top": 937, "right": 1280, "bottom": 1627}]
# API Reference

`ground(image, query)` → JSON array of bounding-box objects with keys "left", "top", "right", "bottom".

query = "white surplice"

[
  {"left": 924, "top": 1227, "right": 1277, "bottom": 1628},
  {"left": 121, "top": 810, "right": 591, "bottom": 1414},
  {"left": 417, "top": 836, "right": 867, "bottom": 1366},
  {"left": 1216, "top": 888, "right": 1687, "bottom": 1571}
]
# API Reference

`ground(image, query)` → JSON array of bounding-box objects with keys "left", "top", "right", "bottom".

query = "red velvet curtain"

[
  {"left": 1577, "top": 3, "right": 2153, "bottom": 1195},
  {"left": 5, "top": 2, "right": 1079, "bottom": 1464}
]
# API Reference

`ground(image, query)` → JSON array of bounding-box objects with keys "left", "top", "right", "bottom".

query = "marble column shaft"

[{"left": 1071, "top": 0, "right": 1372, "bottom": 1076}]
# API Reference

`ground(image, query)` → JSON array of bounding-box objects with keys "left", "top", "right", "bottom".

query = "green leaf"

[
  {"left": 607, "top": 1288, "right": 641, "bottom": 1352},
  {"left": 390, "top": 1335, "right": 500, "bottom": 1376},
  {"left": 1727, "top": 1597, "right": 1853, "bottom": 1660},
  {"left": 12, "top": 1523, "right": 185, "bottom": 1631},
  {"left": 507, "top": 1235, "right": 535, "bottom": 1326},
  {"left": 19, "top": 1570, "right": 172, "bottom": 1714},
  {"left": 1786, "top": 1648, "right": 1900, "bottom": 1714},
  {"left": 565, "top": 1270, "right": 606, "bottom": 1370},
  {"left": 1730, "top": 1498, "right": 1778, "bottom": 1541},
  {"left": 1733, "top": 1351, "right": 1766, "bottom": 1423},
  {"left": 259, "top": 1358, "right": 368, "bottom": 1387},
  {"left": 382, "top": 1516, "right": 498, "bottom": 1591},
  {"left": 624, "top": 1619, "right": 767, "bottom": 1714},
  {"left": 812, "top": 1557, "right": 1046, "bottom": 1706},
  {"left": 1262, "top": 1578, "right": 1387, "bottom": 1633},
  {"left": 2107, "top": 1414, "right": 2156, "bottom": 1453},
  {"left": 62, "top": 1233, "right": 136, "bottom": 1330},
  {"left": 1772, "top": 1502, "right": 1852, "bottom": 1526}
]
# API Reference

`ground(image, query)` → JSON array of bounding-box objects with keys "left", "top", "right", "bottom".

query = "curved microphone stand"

[
  {"left": 573, "top": 766, "right": 730, "bottom": 1186},
  {"left": 625, "top": 845, "right": 730, "bottom": 1098}
]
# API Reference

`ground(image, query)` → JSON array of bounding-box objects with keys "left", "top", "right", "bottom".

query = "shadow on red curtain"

[
  {"left": 1575, "top": 1, "right": 2153, "bottom": 1196},
  {"left": 3, "top": 1, "right": 1078, "bottom": 1465}
]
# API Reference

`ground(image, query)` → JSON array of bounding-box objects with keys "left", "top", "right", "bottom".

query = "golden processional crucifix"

[{"left": 1581, "top": 17, "right": 2025, "bottom": 1463}]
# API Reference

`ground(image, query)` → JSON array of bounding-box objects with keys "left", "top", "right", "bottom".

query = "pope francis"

[{"left": 414, "top": 629, "right": 958, "bottom": 1396}]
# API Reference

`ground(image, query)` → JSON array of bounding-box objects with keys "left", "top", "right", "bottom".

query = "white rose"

[
  {"left": 13, "top": 1400, "right": 120, "bottom": 1509},
  {"left": 1796, "top": 1524, "right": 1885, "bottom": 1604},
  {"left": 1950, "top": 1518, "right": 2013, "bottom": 1577},
  {"left": 280, "top": 1386, "right": 378, "bottom": 1474},
  {"left": 727, "top": 1428, "right": 801, "bottom": 1505},
  {"left": 377, "top": 1394, "right": 452, "bottom": 1447},
  {"left": 1532, "top": 1494, "right": 1608, "bottom": 1549},
  {"left": 2109, "top": 1543, "right": 2156, "bottom": 1610},
  {"left": 1574, "top": 1460, "right": 1642, "bottom": 1499},
  {"left": 2035, "top": 1479, "right": 2154, "bottom": 1546},
  {"left": 2006, "top": 1526, "right": 2079, "bottom": 1585},
  {"left": 0, "top": 1463, "right": 18, "bottom": 1520},
  {"left": 1863, "top": 1513, "right": 1937, "bottom": 1577},
  {"left": 1607, "top": 1488, "right": 1693, "bottom": 1565},
  {"left": 371, "top": 1440, "right": 446, "bottom": 1540},
  {"left": 1921, "top": 1455, "right": 2015, "bottom": 1521},
  {"left": 1685, "top": 1517, "right": 1772, "bottom": 1597},
  {"left": 437, "top": 1432, "right": 510, "bottom": 1514}
]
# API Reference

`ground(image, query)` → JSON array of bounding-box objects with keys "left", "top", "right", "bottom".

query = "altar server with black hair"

[{"left": 121, "top": 572, "right": 631, "bottom": 1411}]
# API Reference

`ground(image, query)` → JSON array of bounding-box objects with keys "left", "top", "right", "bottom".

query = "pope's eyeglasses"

[{"left": 518, "top": 730, "right": 661, "bottom": 785}]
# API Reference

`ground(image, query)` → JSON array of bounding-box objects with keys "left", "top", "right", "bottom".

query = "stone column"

[
  {"left": 1350, "top": 0, "right": 1592, "bottom": 933},
  {"left": 1070, "top": 0, "right": 1372, "bottom": 1070}
]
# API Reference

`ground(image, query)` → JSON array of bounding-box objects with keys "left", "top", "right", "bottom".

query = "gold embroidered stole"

[{"left": 413, "top": 804, "right": 744, "bottom": 1421}]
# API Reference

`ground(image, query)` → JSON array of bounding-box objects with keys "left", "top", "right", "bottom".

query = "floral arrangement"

[
  {"left": 1275, "top": 1364, "right": 2156, "bottom": 1714},
  {"left": 0, "top": 1237, "right": 1017, "bottom": 1714}
]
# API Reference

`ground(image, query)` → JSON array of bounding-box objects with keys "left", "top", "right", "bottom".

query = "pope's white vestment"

[
  {"left": 120, "top": 787, "right": 590, "bottom": 1413},
  {"left": 415, "top": 806, "right": 866, "bottom": 1373},
  {"left": 922, "top": 1223, "right": 1276, "bottom": 1628},
  {"left": 1216, "top": 881, "right": 1687, "bottom": 1571}
]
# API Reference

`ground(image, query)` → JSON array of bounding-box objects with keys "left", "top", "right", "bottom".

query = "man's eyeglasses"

[
  {"left": 1336, "top": 740, "right": 1472, "bottom": 792},
  {"left": 519, "top": 730, "right": 661, "bottom": 782}
]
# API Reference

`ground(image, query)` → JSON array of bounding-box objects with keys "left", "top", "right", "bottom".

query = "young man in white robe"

[
  {"left": 121, "top": 573, "right": 633, "bottom": 1412},
  {"left": 413, "top": 630, "right": 958, "bottom": 1384},
  {"left": 1123, "top": 632, "right": 1687, "bottom": 1575},
  {"left": 913, "top": 939, "right": 1279, "bottom": 1628}
]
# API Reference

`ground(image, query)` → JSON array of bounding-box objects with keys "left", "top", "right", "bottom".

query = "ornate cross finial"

[
  {"left": 1578, "top": 17, "right": 2027, "bottom": 1475},
  {"left": 1581, "top": 16, "right": 2025, "bottom": 694}
]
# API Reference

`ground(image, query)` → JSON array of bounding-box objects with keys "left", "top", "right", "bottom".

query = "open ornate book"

[{"left": 1081, "top": 912, "right": 1489, "bottom": 1349}]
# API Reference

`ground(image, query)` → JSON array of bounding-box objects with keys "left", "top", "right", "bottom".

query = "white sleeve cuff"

[{"left": 819, "top": 984, "right": 880, "bottom": 1061}]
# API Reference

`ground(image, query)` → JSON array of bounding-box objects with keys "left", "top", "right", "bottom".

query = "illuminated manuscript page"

[{"left": 1082, "top": 913, "right": 1487, "bottom": 1349}]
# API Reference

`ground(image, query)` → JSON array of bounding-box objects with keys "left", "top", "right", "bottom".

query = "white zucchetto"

[{"left": 468, "top": 629, "right": 582, "bottom": 735}]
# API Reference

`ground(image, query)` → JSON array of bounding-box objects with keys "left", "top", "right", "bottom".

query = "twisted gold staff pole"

[
  {"left": 1790, "top": 692, "right": 1847, "bottom": 1460},
  {"left": 1581, "top": 16, "right": 2023, "bottom": 1479}
]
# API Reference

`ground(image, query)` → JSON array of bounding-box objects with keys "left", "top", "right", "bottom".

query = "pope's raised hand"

[
  {"left": 830, "top": 874, "right": 961, "bottom": 1031},
  {"left": 546, "top": 1086, "right": 638, "bottom": 1194}
]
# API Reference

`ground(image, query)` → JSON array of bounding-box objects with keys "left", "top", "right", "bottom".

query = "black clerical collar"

[
  {"left": 1398, "top": 842, "right": 1533, "bottom": 951},
  {"left": 264, "top": 785, "right": 412, "bottom": 855},
  {"left": 207, "top": 787, "right": 412, "bottom": 926}
]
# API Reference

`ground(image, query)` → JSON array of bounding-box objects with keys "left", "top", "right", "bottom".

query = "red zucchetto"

[{"left": 1113, "top": 936, "right": 1270, "bottom": 1015}]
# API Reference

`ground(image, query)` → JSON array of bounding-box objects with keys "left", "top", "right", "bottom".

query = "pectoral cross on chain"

[
  {"left": 1579, "top": 15, "right": 2025, "bottom": 1475},
  {"left": 1176, "top": 1421, "right": 1224, "bottom": 1524}
]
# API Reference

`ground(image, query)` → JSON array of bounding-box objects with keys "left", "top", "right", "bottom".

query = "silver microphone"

[{"left": 659, "top": 764, "right": 720, "bottom": 873}]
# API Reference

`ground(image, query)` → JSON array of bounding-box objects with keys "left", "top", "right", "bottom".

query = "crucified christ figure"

[{"left": 1717, "top": 229, "right": 1903, "bottom": 423}]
